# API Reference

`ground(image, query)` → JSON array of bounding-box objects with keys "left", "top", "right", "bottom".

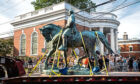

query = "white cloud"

[
  {"left": 0, "top": 14, "right": 14, "bottom": 38},
  {"left": 0, "top": 0, "right": 35, "bottom": 37},
  {"left": 0, "top": 0, "right": 35, "bottom": 18},
  {"left": 11, "top": 0, "right": 35, "bottom": 16},
  {"left": 92, "top": 0, "right": 114, "bottom": 12},
  {"left": 118, "top": 11, "right": 140, "bottom": 39}
]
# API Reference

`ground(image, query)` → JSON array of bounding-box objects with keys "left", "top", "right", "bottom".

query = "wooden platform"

[
  {"left": 21, "top": 72, "right": 140, "bottom": 77},
  {"left": 1, "top": 72, "right": 140, "bottom": 83},
  {"left": 40, "top": 72, "right": 140, "bottom": 77}
]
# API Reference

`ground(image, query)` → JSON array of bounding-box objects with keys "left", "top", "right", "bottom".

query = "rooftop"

[{"left": 12, "top": 2, "right": 118, "bottom": 23}]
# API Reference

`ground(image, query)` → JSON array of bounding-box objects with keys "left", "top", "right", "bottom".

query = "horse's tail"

[{"left": 95, "top": 31, "right": 114, "bottom": 54}]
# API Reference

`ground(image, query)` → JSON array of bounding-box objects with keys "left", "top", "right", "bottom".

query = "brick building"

[
  {"left": 118, "top": 32, "right": 140, "bottom": 58},
  {"left": 11, "top": 2, "right": 120, "bottom": 59}
]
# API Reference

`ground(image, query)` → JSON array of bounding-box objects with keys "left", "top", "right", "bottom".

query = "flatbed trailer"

[{"left": 1, "top": 72, "right": 140, "bottom": 83}]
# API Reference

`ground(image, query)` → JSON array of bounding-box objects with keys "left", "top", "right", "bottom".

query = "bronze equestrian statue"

[{"left": 39, "top": 10, "right": 114, "bottom": 73}]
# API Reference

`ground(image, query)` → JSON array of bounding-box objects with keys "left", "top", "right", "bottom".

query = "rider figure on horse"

[{"left": 58, "top": 9, "right": 77, "bottom": 51}]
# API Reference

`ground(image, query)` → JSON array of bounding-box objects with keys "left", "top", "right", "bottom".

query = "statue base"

[
  {"left": 42, "top": 65, "right": 101, "bottom": 75},
  {"left": 43, "top": 67, "right": 60, "bottom": 75}
]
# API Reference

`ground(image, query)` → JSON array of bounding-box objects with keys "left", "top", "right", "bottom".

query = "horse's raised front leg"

[{"left": 44, "top": 48, "right": 56, "bottom": 69}]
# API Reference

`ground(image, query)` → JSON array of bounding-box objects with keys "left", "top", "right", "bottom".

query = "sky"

[{"left": 0, "top": 0, "right": 140, "bottom": 39}]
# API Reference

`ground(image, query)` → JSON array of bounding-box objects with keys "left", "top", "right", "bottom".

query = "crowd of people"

[
  {"left": 20, "top": 57, "right": 46, "bottom": 73},
  {"left": 81, "top": 54, "right": 140, "bottom": 72},
  {"left": 20, "top": 54, "right": 140, "bottom": 74}
]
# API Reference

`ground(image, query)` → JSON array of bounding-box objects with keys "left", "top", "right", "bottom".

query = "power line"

[
  {"left": 0, "top": 0, "right": 116, "bottom": 26},
  {"left": 1, "top": 0, "right": 140, "bottom": 38},
  {"left": 75, "top": 0, "right": 117, "bottom": 14},
  {"left": 112, "top": 0, "right": 140, "bottom": 12},
  {"left": 0, "top": 0, "right": 140, "bottom": 26},
  {"left": 92, "top": 0, "right": 140, "bottom": 19},
  {"left": 91, "top": 0, "right": 127, "bottom": 19},
  {"left": 110, "top": 0, "right": 127, "bottom": 12}
]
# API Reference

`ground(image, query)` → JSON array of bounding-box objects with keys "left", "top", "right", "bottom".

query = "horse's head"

[{"left": 39, "top": 24, "right": 61, "bottom": 42}]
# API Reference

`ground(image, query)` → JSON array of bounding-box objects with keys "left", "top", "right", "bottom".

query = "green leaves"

[
  {"left": 31, "top": 0, "right": 96, "bottom": 12},
  {"left": 0, "top": 38, "right": 13, "bottom": 56}
]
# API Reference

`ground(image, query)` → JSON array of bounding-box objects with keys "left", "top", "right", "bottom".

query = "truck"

[{"left": 0, "top": 56, "right": 25, "bottom": 79}]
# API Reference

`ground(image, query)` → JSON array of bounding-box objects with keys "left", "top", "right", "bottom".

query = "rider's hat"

[{"left": 68, "top": 9, "right": 74, "bottom": 14}]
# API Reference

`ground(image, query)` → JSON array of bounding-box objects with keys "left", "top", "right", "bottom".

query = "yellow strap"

[
  {"left": 57, "top": 51, "right": 60, "bottom": 67},
  {"left": 28, "top": 51, "right": 46, "bottom": 76},
  {"left": 80, "top": 32, "right": 93, "bottom": 75},
  {"left": 80, "top": 32, "right": 86, "bottom": 52},
  {"left": 49, "top": 29, "right": 63, "bottom": 77},
  {"left": 73, "top": 49, "right": 78, "bottom": 64},
  {"left": 52, "top": 70, "right": 61, "bottom": 76},
  {"left": 102, "top": 55, "right": 109, "bottom": 76},
  {"left": 29, "top": 29, "right": 63, "bottom": 77},
  {"left": 94, "top": 43, "right": 96, "bottom": 67},
  {"left": 100, "top": 68, "right": 106, "bottom": 72},
  {"left": 73, "top": 49, "right": 82, "bottom": 66},
  {"left": 95, "top": 31, "right": 108, "bottom": 76},
  {"left": 49, "top": 51, "right": 61, "bottom": 77}
]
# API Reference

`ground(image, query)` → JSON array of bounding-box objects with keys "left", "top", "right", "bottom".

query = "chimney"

[{"left": 123, "top": 32, "right": 128, "bottom": 40}]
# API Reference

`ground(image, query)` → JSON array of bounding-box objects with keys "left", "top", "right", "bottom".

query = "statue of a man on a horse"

[{"left": 39, "top": 9, "right": 114, "bottom": 74}]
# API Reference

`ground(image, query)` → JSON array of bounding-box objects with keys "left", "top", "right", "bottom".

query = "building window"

[
  {"left": 20, "top": 34, "right": 26, "bottom": 56},
  {"left": 31, "top": 32, "right": 38, "bottom": 55},
  {"left": 129, "top": 46, "right": 133, "bottom": 52}
]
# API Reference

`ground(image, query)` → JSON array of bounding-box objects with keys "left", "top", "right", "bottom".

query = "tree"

[
  {"left": 0, "top": 38, "right": 13, "bottom": 56},
  {"left": 31, "top": 0, "right": 96, "bottom": 12}
]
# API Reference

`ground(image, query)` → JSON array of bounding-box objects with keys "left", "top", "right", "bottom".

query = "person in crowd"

[
  {"left": 133, "top": 58, "right": 138, "bottom": 72},
  {"left": 82, "top": 57, "right": 89, "bottom": 68},
  {"left": 69, "top": 56, "right": 74, "bottom": 67},
  {"left": 119, "top": 57, "right": 123, "bottom": 72},
  {"left": 54, "top": 60, "right": 57, "bottom": 68},
  {"left": 122, "top": 57, "right": 127, "bottom": 71},
  {"left": 28, "top": 58, "right": 33, "bottom": 73},
  {"left": 128, "top": 57, "right": 134, "bottom": 72},
  {"left": 74, "top": 56, "right": 78, "bottom": 65},
  {"left": 116, "top": 55, "right": 120, "bottom": 63},
  {"left": 89, "top": 57, "right": 95, "bottom": 69},
  {"left": 137, "top": 57, "right": 140, "bottom": 72},
  {"left": 109, "top": 58, "right": 114, "bottom": 72},
  {"left": 105, "top": 55, "right": 109, "bottom": 70},
  {"left": 98, "top": 56, "right": 103, "bottom": 70}
]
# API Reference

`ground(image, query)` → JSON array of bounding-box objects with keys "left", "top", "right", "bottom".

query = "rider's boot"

[{"left": 58, "top": 36, "right": 67, "bottom": 51}]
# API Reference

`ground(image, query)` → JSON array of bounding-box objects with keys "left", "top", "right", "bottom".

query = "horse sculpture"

[{"left": 39, "top": 24, "right": 114, "bottom": 72}]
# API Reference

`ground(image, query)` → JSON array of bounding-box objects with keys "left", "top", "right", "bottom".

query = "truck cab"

[{"left": 0, "top": 56, "right": 25, "bottom": 78}]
